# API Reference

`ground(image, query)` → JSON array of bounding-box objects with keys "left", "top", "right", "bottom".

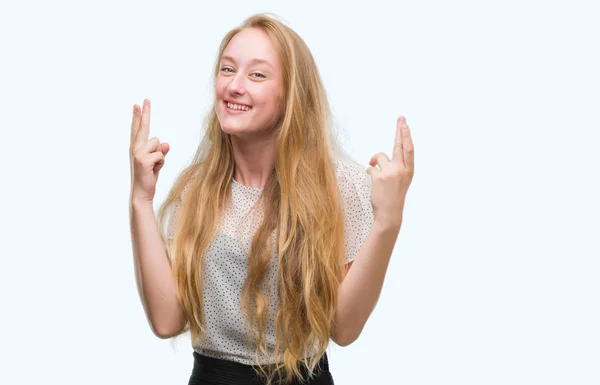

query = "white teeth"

[{"left": 227, "top": 102, "right": 251, "bottom": 111}]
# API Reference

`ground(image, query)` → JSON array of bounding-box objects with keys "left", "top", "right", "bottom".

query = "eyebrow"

[{"left": 220, "top": 55, "right": 274, "bottom": 69}]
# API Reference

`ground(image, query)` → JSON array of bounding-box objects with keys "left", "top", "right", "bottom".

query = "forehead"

[{"left": 222, "top": 28, "right": 279, "bottom": 67}]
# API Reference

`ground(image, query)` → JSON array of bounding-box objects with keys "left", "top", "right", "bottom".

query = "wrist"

[
  {"left": 373, "top": 216, "right": 402, "bottom": 234},
  {"left": 130, "top": 195, "right": 154, "bottom": 208}
]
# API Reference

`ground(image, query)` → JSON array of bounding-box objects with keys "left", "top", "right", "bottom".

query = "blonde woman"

[{"left": 129, "top": 14, "right": 414, "bottom": 385}]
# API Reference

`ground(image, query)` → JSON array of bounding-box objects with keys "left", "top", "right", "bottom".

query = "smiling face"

[{"left": 215, "top": 28, "right": 284, "bottom": 138}]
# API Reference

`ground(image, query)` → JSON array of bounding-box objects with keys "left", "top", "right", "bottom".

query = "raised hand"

[
  {"left": 366, "top": 116, "right": 415, "bottom": 229},
  {"left": 129, "top": 99, "right": 170, "bottom": 203}
]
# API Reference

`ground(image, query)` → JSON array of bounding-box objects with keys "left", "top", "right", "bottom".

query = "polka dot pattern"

[{"left": 166, "top": 158, "right": 374, "bottom": 365}]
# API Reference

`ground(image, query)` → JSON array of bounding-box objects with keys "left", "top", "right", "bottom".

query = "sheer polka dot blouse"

[{"left": 166, "top": 157, "right": 374, "bottom": 365}]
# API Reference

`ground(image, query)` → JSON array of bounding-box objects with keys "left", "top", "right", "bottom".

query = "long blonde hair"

[{"left": 157, "top": 13, "right": 348, "bottom": 384}]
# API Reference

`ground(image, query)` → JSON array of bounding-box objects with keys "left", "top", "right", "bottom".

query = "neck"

[{"left": 230, "top": 132, "right": 277, "bottom": 189}]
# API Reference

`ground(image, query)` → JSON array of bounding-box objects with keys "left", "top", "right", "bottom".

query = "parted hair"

[{"left": 157, "top": 14, "right": 348, "bottom": 385}]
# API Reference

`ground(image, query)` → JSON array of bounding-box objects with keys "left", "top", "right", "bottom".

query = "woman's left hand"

[{"left": 366, "top": 116, "right": 415, "bottom": 230}]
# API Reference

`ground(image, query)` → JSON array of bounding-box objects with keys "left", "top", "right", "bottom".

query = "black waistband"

[{"left": 190, "top": 351, "right": 331, "bottom": 385}]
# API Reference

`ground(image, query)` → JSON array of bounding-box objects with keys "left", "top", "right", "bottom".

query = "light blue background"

[{"left": 1, "top": 0, "right": 598, "bottom": 384}]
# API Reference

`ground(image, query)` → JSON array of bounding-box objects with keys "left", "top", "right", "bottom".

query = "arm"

[
  {"left": 130, "top": 198, "right": 185, "bottom": 338},
  {"left": 332, "top": 219, "right": 401, "bottom": 346},
  {"left": 331, "top": 115, "right": 414, "bottom": 346}
]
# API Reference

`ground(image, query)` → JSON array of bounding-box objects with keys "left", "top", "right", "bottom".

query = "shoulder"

[
  {"left": 333, "top": 157, "right": 372, "bottom": 191},
  {"left": 333, "top": 157, "right": 375, "bottom": 264}
]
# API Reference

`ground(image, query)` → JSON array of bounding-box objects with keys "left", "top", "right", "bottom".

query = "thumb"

[{"left": 160, "top": 142, "right": 170, "bottom": 156}]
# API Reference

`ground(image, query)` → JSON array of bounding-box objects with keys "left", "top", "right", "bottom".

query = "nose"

[{"left": 226, "top": 73, "right": 246, "bottom": 96}]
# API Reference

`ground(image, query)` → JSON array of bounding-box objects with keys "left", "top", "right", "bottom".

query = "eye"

[
  {"left": 220, "top": 67, "right": 234, "bottom": 73},
  {"left": 251, "top": 72, "right": 266, "bottom": 79}
]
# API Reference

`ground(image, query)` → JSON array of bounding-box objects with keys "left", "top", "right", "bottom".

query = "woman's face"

[{"left": 215, "top": 28, "right": 284, "bottom": 138}]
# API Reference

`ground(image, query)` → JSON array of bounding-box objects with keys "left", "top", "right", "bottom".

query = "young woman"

[{"left": 129, "top": 14, "right": 414, "bottom": 385}]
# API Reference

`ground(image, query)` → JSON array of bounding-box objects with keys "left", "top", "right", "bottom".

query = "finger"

[
  {"left": 135, "top": 99, "right": 151, "bottom": 146},
  {"left": 154, "top": 155, "right": 166, "bottom": 173},
  {"left": 133, "top": 138, "right": 161, "bottom": 157},
  {"left": 155, "top": 143, "right": 169, "bottom": 173},
  {"left": 138, "top": 137, "right": 160, "bottom": 155},
  {"left": 130, "top": 104, "right": 141, "bottom": 146},
  {"left": 401, "top": 124, "right": 415, "bottom": 170},
  {"left": 365, "top": 166, "right": 380, "bottom": 177},
  {"left": 146, "top": 151, "right": 165, "bottom": 171},
  {"left": 368, "top": 152, "right": 391, "bottom": 172},
  {"left": 392, "top": 116, "right": 406, "bottom": 162}
]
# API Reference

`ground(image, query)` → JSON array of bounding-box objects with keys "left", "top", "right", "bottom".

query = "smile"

[{"left": 225, "top": 101, "right": 252, "bottom": 112}]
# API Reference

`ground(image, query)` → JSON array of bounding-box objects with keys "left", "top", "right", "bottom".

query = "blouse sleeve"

[
  {"left": 166, "top": 198, "right": 182, "bottom": 242},
  {"left": 165, "top": 181, "right": 192, "bottom": 259},
  {"left": 335, "top": 159, "right": 375, "bottom": 264}
]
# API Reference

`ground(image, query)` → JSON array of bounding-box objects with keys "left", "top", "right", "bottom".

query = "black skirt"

[{"left": 188, "top": 351, "right": 335, "bottom": 385}]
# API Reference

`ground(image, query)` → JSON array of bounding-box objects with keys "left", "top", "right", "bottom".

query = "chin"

[
  {"left": 219, "top": 120, "right": 243, "bottom": 134},
  {"left": 221, "top": 125, "right": 254, "bottom": 138}
]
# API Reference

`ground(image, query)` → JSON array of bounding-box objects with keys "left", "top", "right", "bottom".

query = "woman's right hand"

[{"left": 129, "top": 99, "right": 170, "bottom": 203}]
